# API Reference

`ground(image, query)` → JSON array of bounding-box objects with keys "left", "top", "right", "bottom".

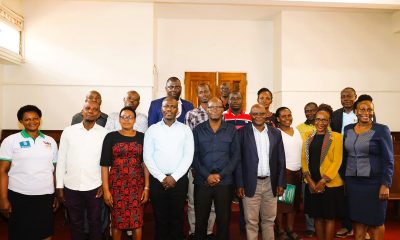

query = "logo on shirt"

[
  {"left": 19, "top": 141, "right": 31, "bottom": 148},
  {"left": 43, "top": 141, "right": 52, "bottom": 148}
]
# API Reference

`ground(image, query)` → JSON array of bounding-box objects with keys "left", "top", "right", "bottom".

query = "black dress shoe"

[
  {"left": 188, "top": 233, "right": 195, "bottom": 240},
  {"left": 207, "top": 233, "right": 215, "bottom": 240}
]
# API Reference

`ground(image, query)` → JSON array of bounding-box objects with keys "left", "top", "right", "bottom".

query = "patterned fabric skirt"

[{"left": 110, "top": 165, "right": 145, "bottom": 229}]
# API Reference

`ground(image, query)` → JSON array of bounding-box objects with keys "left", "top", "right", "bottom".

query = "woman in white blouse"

[{"left": 276, "top": 107, "right": 303, "bottom": 240}]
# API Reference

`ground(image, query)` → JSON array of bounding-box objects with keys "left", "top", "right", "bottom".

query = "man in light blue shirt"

[{"left": 144, "top": 97, "right": 194, "bottom": 240}]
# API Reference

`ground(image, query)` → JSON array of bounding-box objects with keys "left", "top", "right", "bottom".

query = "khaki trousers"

[{"left": 242, "top": 177, "right": 277, "bottom": 240}]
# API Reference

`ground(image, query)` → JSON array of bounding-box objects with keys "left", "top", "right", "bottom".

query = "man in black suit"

[{"left": 235, "top": 103, "right": 286, "bottom": 240}]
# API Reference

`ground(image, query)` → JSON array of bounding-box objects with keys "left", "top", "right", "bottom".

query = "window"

[
  {"left": 0, "top": 21, "right": 21, "bottom": 54},
  {"left": 0, "top": 4, "right": 23, "bottom": 64}
]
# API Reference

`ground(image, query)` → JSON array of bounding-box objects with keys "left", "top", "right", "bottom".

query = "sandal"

[{"left": 286, "top": 230, "right": 303, "bottom": 240}]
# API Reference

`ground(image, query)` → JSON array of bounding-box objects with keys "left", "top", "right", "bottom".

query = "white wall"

[
  {"left": 156, "top": 18, "right": 274, "bottom": 111},
  {"left": 2, "top": 2, "right": 400, "bottom": 131},
  {"left": 277, "top": 10, "right": 400, "bottom": 130},
  {"left": 1, "top": 0, "right": 154, "bottom": 129},
  {"left": 0, "top": 64, "right": 3, "bottom": 132}
]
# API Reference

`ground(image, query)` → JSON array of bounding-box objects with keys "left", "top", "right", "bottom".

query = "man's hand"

[
  {"left": 52, "top": 197, "right": 59, "bottom": 212},
  {"left": 0, "top": 198, "right": 12, "bottom": 218},
  {"left": 56, "top": 188, "right": 65, "bottom": 204},
  {"left": 277, "top": 187, "right": 284, "bottom": 197},
  {"left": 162, "top": 176, "right": 176, "bottom": 190},
  {"left": 236, "top": 187, "right": 245, "bottom": 199},
  {"left": 103, "top": 190, "right": 113, "bottom": 207},
  {"left": 207, "top": 174, "right": 220, "bottom": 187}
]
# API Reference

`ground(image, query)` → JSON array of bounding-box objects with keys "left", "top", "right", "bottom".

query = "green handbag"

[{"left": 278, "top": 184, "right": 296, "bottom": 205}]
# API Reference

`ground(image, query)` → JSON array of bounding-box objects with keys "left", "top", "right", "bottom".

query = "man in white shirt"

[
  {"left": 236, "top": 104, "right": 286, "bottom": 240},
  {"left": 105, "top": 90, "right": 148, "bottom": 133},
  {"left": 56, "top": 101, "right": 108, "bottom": 240},
  {"left": 144, "top": 97, "right": 194, "bottom": 240}
]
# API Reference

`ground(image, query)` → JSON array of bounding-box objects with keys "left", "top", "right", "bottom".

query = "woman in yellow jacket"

[{"left": 302, "top": 104, "right": 345, "bottom": 240}]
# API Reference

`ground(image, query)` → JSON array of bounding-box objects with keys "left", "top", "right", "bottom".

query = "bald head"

[
  {"left": 124, "top": 90, "right": 140, "bottom": 110},
  {"left": 250, "top": 104, "right": 267, "bottom": 127},
  {"left": 85, "top": 90, "right": 102, "bottom": 105},
  {"left": 250, "top": 103, "right": 266, "bottom": 113},
  {"left": 208, "top": 97, "right": 223, "bottom": 106},
  {"left": 207, "top": 97, "right": 224, "bottom": 121}
]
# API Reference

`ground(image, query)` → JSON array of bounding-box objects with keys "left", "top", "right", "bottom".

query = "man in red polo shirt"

[
  {"left": 222, "top": 91, "right": 251, "bottom": 235},
  {"left": 223, "top": 91, "right": 251, "bottom": 130}
]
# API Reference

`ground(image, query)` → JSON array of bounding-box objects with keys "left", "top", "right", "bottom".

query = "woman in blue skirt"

[{"left": 343, "top": 94, "right": 394, "bottom": 240}]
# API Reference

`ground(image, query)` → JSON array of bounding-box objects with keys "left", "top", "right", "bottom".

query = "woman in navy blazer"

[{"left": 343, "top": 95, "right": 394, "bottom": 240}]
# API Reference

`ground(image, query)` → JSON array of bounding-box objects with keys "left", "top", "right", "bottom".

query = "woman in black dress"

[
  {"left": 343, "top": 95, "right": 394, "bottom": 240},
  {"left": 301, "top": 104, "right": 345, "bottom": 240},
  {"left": 101, "top": 106, "right": 150, "bottom": 240}
]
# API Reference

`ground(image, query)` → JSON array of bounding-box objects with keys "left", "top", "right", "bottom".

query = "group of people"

[{"left": 0, "top": 76, "right": 394, "bottom": 240}]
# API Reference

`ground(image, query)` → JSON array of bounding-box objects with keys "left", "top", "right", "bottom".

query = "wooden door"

[
  {"left": 217, "top": 72, "right": 247, "bottom": 111},
  {"left": 184, "top": 72, "right": 217, "bottom": 108}
]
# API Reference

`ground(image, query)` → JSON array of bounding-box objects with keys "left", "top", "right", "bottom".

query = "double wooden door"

[{"left": 184, "top": 72, "right": 247, "bottom": 110}]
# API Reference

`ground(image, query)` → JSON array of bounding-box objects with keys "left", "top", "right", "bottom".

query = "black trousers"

[
  {"left": 194, "top": 184, "right": 233, "bottom": 240},
  {"left": 149, "top": 175, "right": 188, "bottom": 240}
]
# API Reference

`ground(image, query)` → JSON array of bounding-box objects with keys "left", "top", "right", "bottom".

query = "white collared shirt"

[
  {"left": 342, "top": 111, "right": 357, "bottom": 134},
  {"left": 143, "top": 119, "right": 194, "bottom": 182},
  {"left": 56, "top": 123, "right": 108, "bottom": 191},
  {"left": 0, "top": 131, "right": 57, "bottom": 195},
  {"left": 176, "top": 99, "right": 183, "bottom": 119},
  {"left": 252, "top": 124, "right": 270, "bottom": 177},
  {"left": 105, "top": 111, "right": 148, "bottom": 133}
]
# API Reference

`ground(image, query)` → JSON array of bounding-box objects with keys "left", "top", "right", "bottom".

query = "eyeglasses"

[
  {"left": 251, "top": 112, "right": 266, "bottom": 116},
  {"left": 315, "top": 118, "right": 329, "bottom": 124},
  {"left": 207, "top": 106, "right": 224, "bottom": 110},
  {"left": 119, "top": 115, "right": 135, "bottom": 121}
]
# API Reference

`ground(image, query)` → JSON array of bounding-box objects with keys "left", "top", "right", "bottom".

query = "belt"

[{"left": 257, "top": 176, "right": 269, "bottom": 180}]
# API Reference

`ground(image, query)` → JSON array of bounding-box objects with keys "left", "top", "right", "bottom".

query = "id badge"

[{"left": 19, "top": 141, "right": 31, "bottom": 148}]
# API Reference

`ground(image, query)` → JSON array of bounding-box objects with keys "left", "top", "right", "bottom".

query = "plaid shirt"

[{"left": 185, "top": 105, "right": 208, "bottom": 130}]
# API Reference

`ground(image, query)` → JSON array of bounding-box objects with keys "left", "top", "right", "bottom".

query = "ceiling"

[
  {"left": 80, "top": 0, "right": 400, "bottom": 20},
  {"left": 99, "top": 0, "right": 400, "bottom": 9}
]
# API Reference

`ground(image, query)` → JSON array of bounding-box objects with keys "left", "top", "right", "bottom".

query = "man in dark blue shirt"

[{"left": 192, "top": 97, "right": 240, "bottom": 240}]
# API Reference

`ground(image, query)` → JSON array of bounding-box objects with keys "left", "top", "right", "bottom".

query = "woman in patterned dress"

[{"left": 101, "top": 106, "right": 149, "bottom": 240}]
